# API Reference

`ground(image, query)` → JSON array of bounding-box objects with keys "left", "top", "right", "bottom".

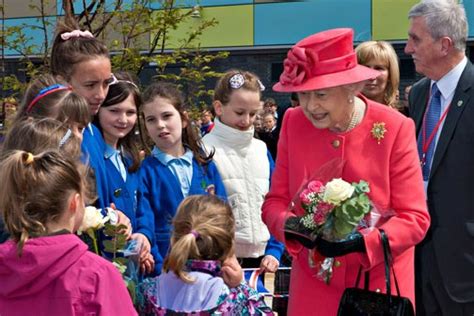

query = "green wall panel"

[
  {"left": 372, "top": 0, "right": 419, "bottom": 40},
  {"left": 163, "top": 5, "right": 253, "bottom": 49}
]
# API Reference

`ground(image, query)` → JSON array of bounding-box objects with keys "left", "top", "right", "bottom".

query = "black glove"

[
  {"left": 315, "top": 232, "right": 366, "bottom": 257},
  {"left": 284, "top": 216, "right": 317, "bottom": 249}
]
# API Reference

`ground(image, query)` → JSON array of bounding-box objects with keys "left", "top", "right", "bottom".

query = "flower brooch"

[{"left": 371, "top": 122, "right": 386, "bottom": 144}]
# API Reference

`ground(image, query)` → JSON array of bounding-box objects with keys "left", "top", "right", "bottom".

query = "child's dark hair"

[
  {"left": 50, "top": 18, "right": 109, "bottom": 81},
  {"left": 142, "top": 82, "right": 213, "bottom": 164},
  {"left": 93, "top": 72, "right": 142, "bottom": 172},
  {"left": 1, "top": 117, "right": 83, "bottom": 161},
  {"left": 15, "top": 74, "right": 90, "bottom": 128},
  {"left": 214, "top": 69, "right": 263, "bottom": 105},
  {"left": 0, "top": 150, "right": 90, "bottom": 256},
  {"left": 163, "top": 195, "right": 235, "bottom": 283}
]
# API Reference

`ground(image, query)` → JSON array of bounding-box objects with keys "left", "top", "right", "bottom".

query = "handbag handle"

[
  {"left": 354, "top": 229, "right": 402, "bottom": 298},
  {"left": 380, "top": 229, "right": 402, "bottom": 298}
]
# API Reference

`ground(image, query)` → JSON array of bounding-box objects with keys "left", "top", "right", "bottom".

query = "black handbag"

[{"left": 337, "top": 229, "right": 415, "bottom": 316}]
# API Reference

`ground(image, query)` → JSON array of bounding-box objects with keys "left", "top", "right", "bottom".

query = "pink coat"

[
  {"left": 0, "top": 233, "right": 137, "bottom": 316},
  {"left": 262, "top": 97, "right": 430, "bottom": 316}
]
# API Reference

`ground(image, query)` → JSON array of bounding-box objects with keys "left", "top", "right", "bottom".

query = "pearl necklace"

[{"left": 345, "top": 98, "right": 365, "bottom": 132}]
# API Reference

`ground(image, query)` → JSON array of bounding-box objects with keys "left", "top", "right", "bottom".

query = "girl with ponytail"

[
  {"left": 0, "top": 150, "right": 136, "bottom": 315},
  {"left": 140, "top": 195, "right": 272, "bottom": 315}
]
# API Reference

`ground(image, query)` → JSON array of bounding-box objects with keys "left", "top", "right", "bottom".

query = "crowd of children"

[{"left": 0, "top": 16, "right": 288, "bottom": 316}]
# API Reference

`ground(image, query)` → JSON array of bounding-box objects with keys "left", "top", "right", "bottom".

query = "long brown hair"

[
  {"left": 93, "top": 72, "right": 142, "bottom": 172},
  {"left": 0, "top": 150, "right": 89, "bottom": 256},
  {"left": 142, "top": 82, "right": 213, "bottom": 164},
  {"left": 163, "top": 195, "right": 235, "bottom": 283}
]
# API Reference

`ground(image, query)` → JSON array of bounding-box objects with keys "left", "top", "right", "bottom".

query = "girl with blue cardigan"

[
  {"left": 93, "top": 72, "right": 155, "bottom": 274},
  {"left": 140, "top": 82, "right": 227, "bottom": 273}
]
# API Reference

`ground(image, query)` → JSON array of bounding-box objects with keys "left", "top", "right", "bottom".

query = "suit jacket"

[{"left": 409, "top": 61, "right": 474, "bottom": 302}]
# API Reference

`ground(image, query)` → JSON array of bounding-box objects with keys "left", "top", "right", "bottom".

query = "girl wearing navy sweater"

[
  {"left": 140, "top": 82, "right": 227, "bottom": 273},
  {"left": 93, "top": 72, "right": 155, "bottom": 274}
]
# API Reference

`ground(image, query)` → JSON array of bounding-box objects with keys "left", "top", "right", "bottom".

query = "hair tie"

[
  {"left": 27, "top": 84, "right": 72, "bottom": 113},
  {"left": 190, "top": 230, "right": 199, "bottom": 239},
  {"left": 59, "top": 129, "right": 72, "bottom": 148},
  {"left": 25, "top": 152, "right": 34, "bottom": 165},
  {"left": 228, "top": 73, "right": 265, "bottom": 91},
  {"left": 60, "top": 29, "right": 94, "bottom": 41}
]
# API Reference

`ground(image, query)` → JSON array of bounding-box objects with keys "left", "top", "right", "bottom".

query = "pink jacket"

[
  {"left": 0, "top": 233, "right": 137, "bottom": 316},
  {"left": 262, "top": 97, "right": 430, "bottom": 316}
]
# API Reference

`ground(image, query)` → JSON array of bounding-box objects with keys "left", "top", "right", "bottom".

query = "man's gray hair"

[{"left": 409, "top": 0, "right": 468, "bottom": 51}]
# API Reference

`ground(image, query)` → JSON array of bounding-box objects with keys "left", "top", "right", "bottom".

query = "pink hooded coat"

[{"left": 0, "top": 233, "right": 137, "bottom": 316}]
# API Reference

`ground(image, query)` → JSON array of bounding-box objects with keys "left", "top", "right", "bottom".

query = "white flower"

[
  {"left": 323, "top": 178, "right": 354, "bottom": 205},
  {"left": 78, "top": 206, "right": 109, "bottom": 233}
]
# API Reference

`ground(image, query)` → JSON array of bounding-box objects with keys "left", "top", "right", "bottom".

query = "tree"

[{"left": 0, "top": 0, "right": 228, "bottom": 112}]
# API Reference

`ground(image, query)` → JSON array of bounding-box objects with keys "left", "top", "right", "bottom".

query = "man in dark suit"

[{"left": 405, "top": 1, "right": 474, "bottom": 315}]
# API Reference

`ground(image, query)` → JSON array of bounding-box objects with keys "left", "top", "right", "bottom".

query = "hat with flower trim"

[{"left": 274, "top": 28, "right": 380, "bottom": 92}]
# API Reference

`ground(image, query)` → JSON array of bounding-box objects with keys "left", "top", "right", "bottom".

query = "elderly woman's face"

[
  {"left": 361, "top": 58, "right": 389, "bottom": 103},
  {"left": 298, "top": 86, "right": 352, "bottom": 131}
]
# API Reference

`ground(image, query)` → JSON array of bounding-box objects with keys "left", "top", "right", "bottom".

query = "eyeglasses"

[{"left": 228, "top": 73, "right": 265, "bottom": 91}]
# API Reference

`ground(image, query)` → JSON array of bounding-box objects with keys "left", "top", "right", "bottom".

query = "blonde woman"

[{"left": 356, "top": 40, "right": 402, "bottom": 111}]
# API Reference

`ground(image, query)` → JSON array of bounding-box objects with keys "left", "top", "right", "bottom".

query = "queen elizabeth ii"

[{"left": 262, "top": 28, "right": 430, "bottom": 315}]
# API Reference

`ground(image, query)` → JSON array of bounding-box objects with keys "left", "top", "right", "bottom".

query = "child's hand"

[
  {"left": 131, "top": 233, "right": 151, "bottom": 260},
  {"left": 110, "top": 203, "right": 132, "bottom": 239},
  {"left": 140, "top": 253, "right": 155, "bottom": 275},
  {"left": 221, "top": 254, "right": 243, "bottom": 288},
  {"left": 259, "top": 255, "right": 279, "bottom": 273}
]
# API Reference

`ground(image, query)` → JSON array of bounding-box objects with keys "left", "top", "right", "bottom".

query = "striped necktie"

[{"left": 418, "top": 83, "right": 441, "bottom": 181}]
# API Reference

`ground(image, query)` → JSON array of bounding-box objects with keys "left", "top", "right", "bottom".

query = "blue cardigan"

[
  {"left": 139, "top": 156, "right": 227, "bottom": 273},
  {"left": 104, "top": 158, "right": 154, "bottom": 245},
  {"left": 81, "top": 125, "right": 111, "bottom": 210}
]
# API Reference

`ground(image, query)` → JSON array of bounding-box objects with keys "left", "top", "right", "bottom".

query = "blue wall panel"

[
  {"left": 463, "top": 0, "right": 474, "bottom": 37},
  {"left": 4, "top": 17, "right": 57, "bottom": 56},
  {"left": 255, "top": 0, "right": 371, "bottom": 46}
]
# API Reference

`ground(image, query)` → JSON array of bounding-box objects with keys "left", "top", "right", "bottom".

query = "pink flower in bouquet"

[
  {"left": 299, "top": 189, "right": 312, "bottom": 205},
  {"left": 308, "top": 180, "right": 324, "bottom": 193},
  {"left": 313, "top": 211, "right": 326, "bottom": 225},
  {"left": 318, "top": 201, "right": 334, "bottom": 214}
]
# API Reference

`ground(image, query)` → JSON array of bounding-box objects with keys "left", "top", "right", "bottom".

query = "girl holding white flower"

[
  {"left": 262, "top": 28, "right": 430, "bottom": 315},
  {"left": 93, "top": 72, "right": 155, "bottom": 274},
  {"left": 0, "top": 150, "right": 136, "bottom": 315}
]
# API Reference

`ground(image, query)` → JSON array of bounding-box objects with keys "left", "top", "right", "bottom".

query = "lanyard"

[{"left": 420, "top": 91, "right": 450, "bottom": 166}]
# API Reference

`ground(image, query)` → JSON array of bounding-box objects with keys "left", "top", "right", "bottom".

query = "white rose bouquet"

[{"left": 77, "top": 206, "right": 110, "bottom": 254}]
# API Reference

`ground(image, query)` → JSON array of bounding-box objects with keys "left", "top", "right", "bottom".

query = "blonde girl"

[
  {"left": 202, "top": 69, "right": 283, "bottom": 273},
  {"left": 140, "top": 195, "right": 272, "bottom": 315},
  {"left": 0, "top": 150, "right": 136, "bottom": 315}
]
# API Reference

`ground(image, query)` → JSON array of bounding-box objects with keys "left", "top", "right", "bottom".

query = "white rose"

[
  {"left": 78, "top": 206, "right": 109, "bottom": 233},
  {"left": 323, "top": 178, "right": 354, "bottom": 205}
]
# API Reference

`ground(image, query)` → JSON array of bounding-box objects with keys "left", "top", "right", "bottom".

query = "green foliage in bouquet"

[
  {"left": 332, "top": 181, "right": 371, "bottom": 239},
  {"left": 102, "top": 223, "right": 137, "bottom": 305}
]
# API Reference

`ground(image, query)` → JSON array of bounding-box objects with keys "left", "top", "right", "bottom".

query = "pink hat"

[{"left": 273, "top": 28, "right": 380, "bottom": 92}]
